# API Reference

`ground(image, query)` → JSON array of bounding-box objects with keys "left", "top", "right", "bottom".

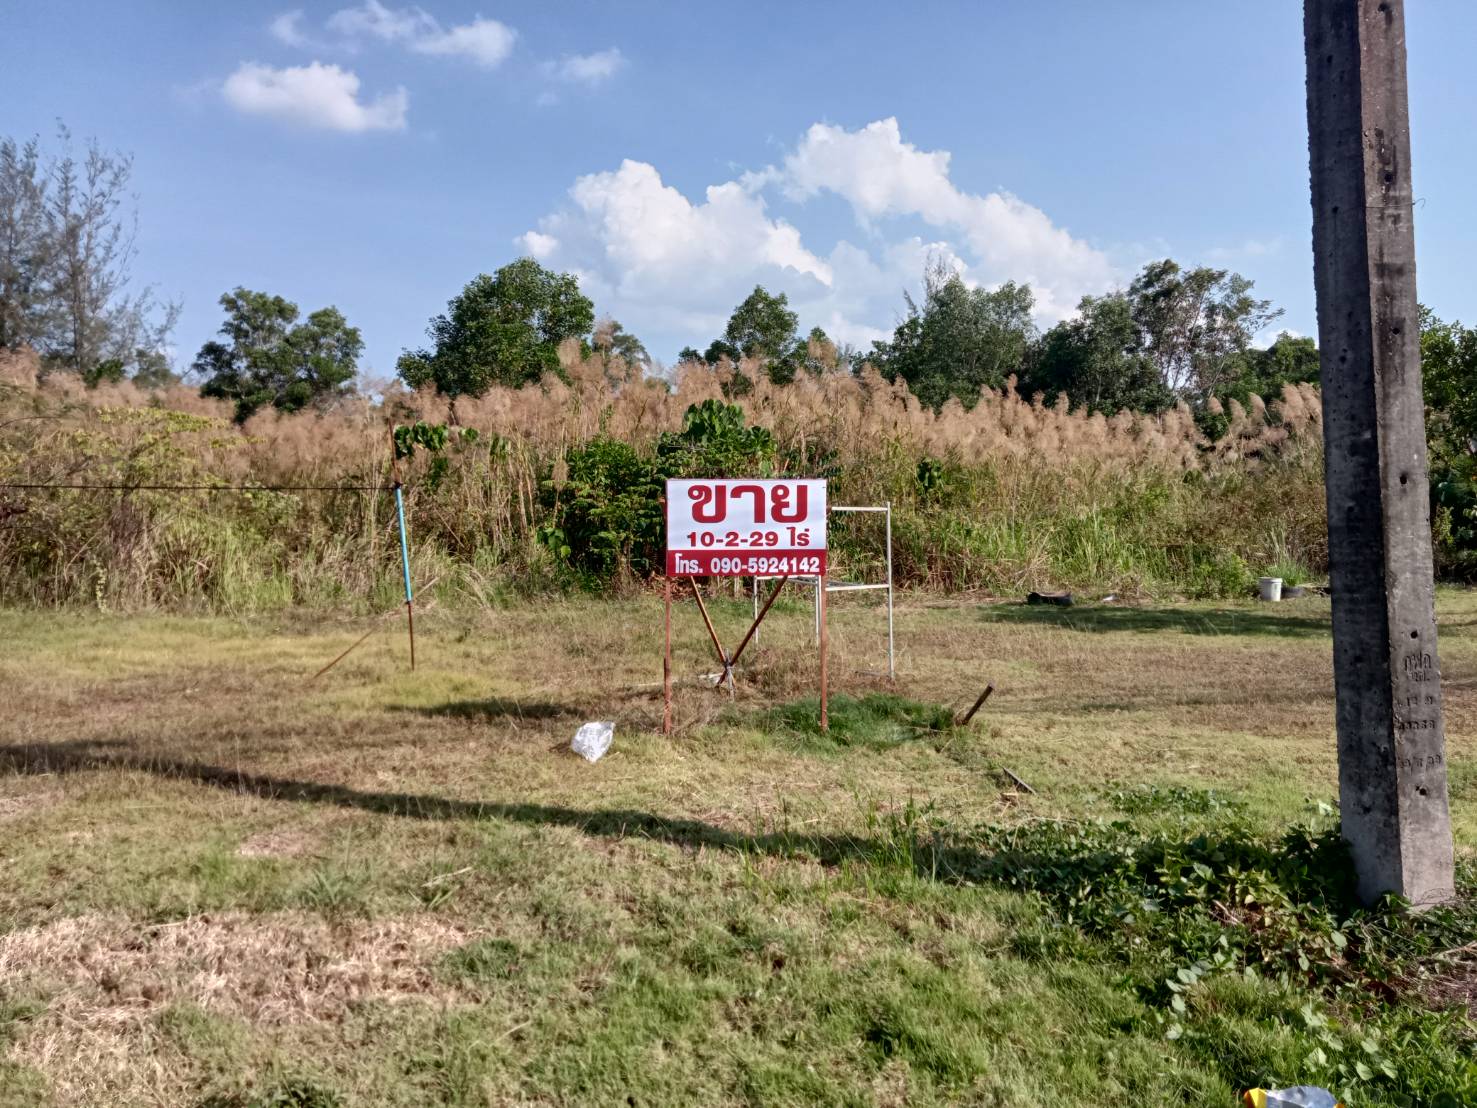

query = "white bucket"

[{"left": 1257, "top": 576, "right": 1283, "bottom": 602}]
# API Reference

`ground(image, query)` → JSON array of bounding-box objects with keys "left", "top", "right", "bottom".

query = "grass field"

[{"left": 1, "top": 589, "right": 1474, "bottom": 1107}]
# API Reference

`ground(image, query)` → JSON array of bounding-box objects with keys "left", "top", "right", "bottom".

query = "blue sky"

[{"left": 4, "top": 1, "right": 1475, "bottom": 378}]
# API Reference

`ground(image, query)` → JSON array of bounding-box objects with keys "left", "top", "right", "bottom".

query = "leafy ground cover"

[{"left": 0, "top": 590, "right": 1473, "bottom": 1106}]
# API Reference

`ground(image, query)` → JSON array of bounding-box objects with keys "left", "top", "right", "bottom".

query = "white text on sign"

[{"left": 664, "top": 479, "right": 827, "bottom": 576}]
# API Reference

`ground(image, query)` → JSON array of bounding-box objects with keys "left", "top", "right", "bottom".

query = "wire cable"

[{"left": 0, "top": 482, "right": 383, "bottom": 492}]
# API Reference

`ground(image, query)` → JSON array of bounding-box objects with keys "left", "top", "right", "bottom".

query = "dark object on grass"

[
  {"left": 1001, "top": 767, "right": 1036, "bottom": 794},
  {"left": 956, "top": 684, "right": 994, "bottom": 727},
  {"left": 1026, "top": 591, "right": 1074, "bottom": 607},
  {"left": 1282, "top": 585, "right": 1308, "bottom": 599}
]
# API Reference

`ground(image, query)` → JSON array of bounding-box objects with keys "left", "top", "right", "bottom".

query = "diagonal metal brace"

[
  {"left": 688, "top": 576, "right": 733, "bottom": 689},
  {"left": 728, "top": 575, "right": 788, "bottom": 672},
  {"left": 688, "top": 574, "right": 789, "bottom": 693}
]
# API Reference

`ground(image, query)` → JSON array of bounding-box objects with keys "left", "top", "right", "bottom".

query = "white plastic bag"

[
  {"left": 571, "top": 721, "right": 615, "bottom": 763},
  {"left": 1244, "top": 1088, "right": 1341, "bottom": 1108}
]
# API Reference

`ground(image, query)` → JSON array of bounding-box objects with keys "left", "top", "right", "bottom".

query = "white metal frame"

[{"left": 751, "top": 501, "right": 895, "bottom": 679}]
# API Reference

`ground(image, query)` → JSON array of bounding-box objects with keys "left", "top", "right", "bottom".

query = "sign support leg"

[
  {"left": 885, "top": 501, "right": 895, "bottom": 682},
  {"left": 662, "top": 576, "right": 673, "bottom": 735},
  {"left": 813, "top": 578, "right": 821, "bottom": 644},
  {"left": 819, "top": 571, "right": 829, "bottom": 732}
]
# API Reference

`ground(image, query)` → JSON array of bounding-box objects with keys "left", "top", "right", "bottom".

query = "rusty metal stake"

[
  {"left": 308, "top": 626, "right": 377, "bottom": 682},
  {"left": 1002, "top": 767, "right": 1035, "bottom": 795},
  {"left": 957, "top": 684, "right": 995, "bottom": 727}
]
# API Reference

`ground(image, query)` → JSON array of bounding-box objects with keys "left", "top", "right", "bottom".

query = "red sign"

[{"left": 665, "top": 478, "right": 827, "bottom": 576}]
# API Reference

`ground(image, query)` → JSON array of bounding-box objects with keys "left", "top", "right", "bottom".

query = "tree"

[
  {"left": 0, "top": 127, "right": 176, "bottom": 378},
  {"left": 869, "top": 262, "right": 1036, "bottom": 409},
  {"left": 1421, "top": 307, "right": 1477, "bottom": 451},
  {"left": 0, "top": 136, "right": 53, "bottom": 354},
  {"left": 45, "top": 128, "right": 177, "bottom": 377},
  {"left": 1225, "top": 331, "right": 1321, "bottom": 402},
  {"left": 196, "top": 288, "right": 361, "bottom": 422},
  {"left": 130, "top": 348, "right": 179, "bottom": 390},
  {"left": 691, "top": 286, "right": 805, "bottom": 384},
  {"left": 800, "top": 326, "right": 838, "bottom": 376},
  {"left": 1126, "top": 259, "right": 1281, "bottom": 403},
  {"left": 81, "top": 345, "right": 179, "bottom": 390},
  {"left": 397, "top": 258, "right": 594, "bottom": 397},
  {"left": 1421, "top": 307, "right": 1477, "bottom": 577},
  {"left": 593, "top": 317, "right": 649, "bottom": 368},
  {"left": 718, "top": 286, "right": 798, "bottom": 361},
  {"left": 1023, "top": 293, "right": 1173, "bottom": 414},
  {"left": 1019, "top": 263, "right": 1293, "bottom": 418}
]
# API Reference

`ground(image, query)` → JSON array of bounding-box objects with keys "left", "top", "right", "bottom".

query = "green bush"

[
  {"left": 540, "top": 400, "right": 776, "bottom": 585},
  {"left": 1186, "top": 549, "right": 1255, "bottom": 599},
  {"left": 878, "top": 805, "right": 1477, "bottom": 1106},
  {"left": 1431, "top": 448, "right": 1477, "bottom": 580},
  {"left": 538, "top": 436, "right": 661, "bottom": 583}
]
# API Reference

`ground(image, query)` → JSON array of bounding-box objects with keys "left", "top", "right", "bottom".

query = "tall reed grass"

[{"left": 0, "top": 344, "right": 1328, "bottom": 611}]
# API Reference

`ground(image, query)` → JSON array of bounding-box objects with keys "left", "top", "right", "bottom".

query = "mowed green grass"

[{"left": 0, "top": 589, "right": 1473, "bottom": 1107}]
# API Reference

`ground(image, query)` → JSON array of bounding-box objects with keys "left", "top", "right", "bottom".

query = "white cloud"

[
  {"left": 412, "top": 17, "right": 516, "bottom": 68},
  {"left": 521, "top": 159, "right": 834, "bottom": 340},
  {"left": 1253, "top": 324, "right": 1302, "bottom": 349},
  {"left": 543, "top": 48, "right": 625, "bottom": 85},
  {"left": 326, "top": 0, "right": 436, "bottom": 42},
  {"left": 519, "top": 230, "right": 558, "bottom": 258},
  {"left": 521, "top": 118, "right": 1118, "bottom": 353},
  {"left": 222, "top": 62, "right": 408, "bottom": 132},
  {"left": 316, "top": 2, "right": 515, "bottom": 67},
  {"left": 269, "top": 10, "right": 311, "bottom": 47},
  {"left": 774, "top": 119, "right": 1114, "bottom": 320}
]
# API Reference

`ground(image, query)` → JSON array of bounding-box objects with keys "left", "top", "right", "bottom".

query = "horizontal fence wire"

[{"left": 0, "top": 482, "right": 384, "bottom": 493}]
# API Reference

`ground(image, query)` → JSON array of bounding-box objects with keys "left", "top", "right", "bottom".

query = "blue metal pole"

[
  {"left": 394, "top": 484, "right": 415, "bottom": 669},
  {"left": 394, "top": 485, "right": 413, "bottom": 605}
]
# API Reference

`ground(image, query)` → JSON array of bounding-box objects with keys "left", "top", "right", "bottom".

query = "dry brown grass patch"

[
  {"left": 1, "top": 910, "right": 472, "bottom": 1103},
  {"left": 235, "top": 825, "right": 322, "bottom": 859},
  {"left": 1419, "top": 954, "right": 1477, "bottom": 1027},
  {"left": 0, "top": 786, "right": 60, "bottom": 822},
  {"left": 1, "top": 910, "right": 470, "bottom": 1025}
]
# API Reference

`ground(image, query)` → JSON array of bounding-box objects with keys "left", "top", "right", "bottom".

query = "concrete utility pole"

[{"left": 1304, "top": 0, "right": 1454, "bottom": 906}]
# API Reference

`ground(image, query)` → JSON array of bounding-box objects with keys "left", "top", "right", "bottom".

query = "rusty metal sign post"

[{"left": 662, "top": 478, "right": 829, "bottom": 733}]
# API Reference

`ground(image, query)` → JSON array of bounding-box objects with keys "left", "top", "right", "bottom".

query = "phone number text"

[{"left": 665, "top": 551, "right": 826, "bottom": 577}]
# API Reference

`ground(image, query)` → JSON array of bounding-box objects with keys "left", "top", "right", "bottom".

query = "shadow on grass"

[
  {"left": 393, "top": 696, "right": 580, "bottom": 722},
  {"left": 981, "top": 604, "right": 1331, "bottom": 639},
  {"left": 0, "top": 738, "right": 979, "bottom": 877}
]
